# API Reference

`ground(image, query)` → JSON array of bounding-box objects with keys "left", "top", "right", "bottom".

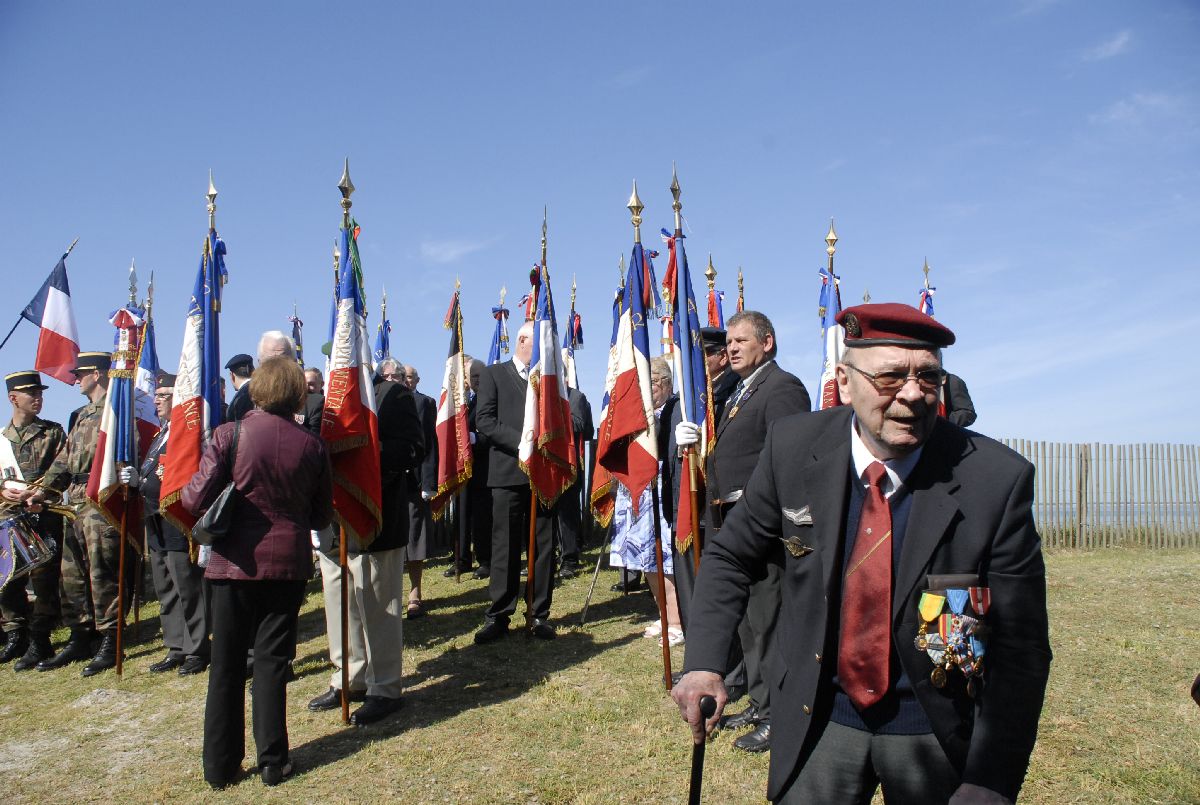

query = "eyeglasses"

[
  {"left": 382, "top": 373, "right": 403, "bottom": 381},
  {"left": 153, "top": 393, "right": 173, "bottom": 400},
  {"left": 846, "top": 364, "right": 946, "bottom": 394}
]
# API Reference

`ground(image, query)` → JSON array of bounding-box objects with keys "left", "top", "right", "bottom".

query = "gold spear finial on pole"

[
  {"left": 127, "top": 259, "right": 138, "bottom": 305},
  {"left": 207, "top": 170, "right": 218, "bottom": 231},
  {"left": 571, "top": 274, "right": 577, "bottom": 308},
  {"left": 628, "top": 180, "right": 644, "bottom": 244},
  {"left": 618, "top": 254, "right": 626, "bottom": 289},
  {"left": 381, "top": 285, "right": 387, "bottom": 320},
  {"left": 670, "top": 163, "right": 683, "bottom": 235},
  {"left": 65, "top": 237, "right": 80, "bottom": 257},
  {"left": 499, "top": 285, "right": 507, "bottom": 306},
  {"left": 826, "top": 218, "right": 838, "bottom": 274},
  {"left": 923, "top": 257, "right": 932, "bottom": 289},
  {"left": 705, "top": 254, "right": 717, "bottom": 292},
  {"left": 737, "top": 265, "right": 745, "bottom": 310},
  {"left": 146, "top": 271, "right": 155, "bottom": 315},
  {"left": 338, "top": 158, "right": 355, "bottom": 228},
  {"left": 863, "top": 288, "right": 872, "bottom": 303}
]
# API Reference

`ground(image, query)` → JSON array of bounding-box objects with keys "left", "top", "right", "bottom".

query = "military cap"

[
  {"left": 700, "top": 327, "right": 727, "bottom": 352},
  {"left": 836, "top": 303, "right": 956, "bottom": 349},
  {"left": 224, "top": 354, "right": 254, "bottom": 375},
  {"left": 5, "top": 370, "right": 48, "bottom": 393},
  {"left": 73, "top": 351, "right": 112, "bottom": 373},
  {"left": 156, "top": 371, "right": 177, "bottom": 389}
]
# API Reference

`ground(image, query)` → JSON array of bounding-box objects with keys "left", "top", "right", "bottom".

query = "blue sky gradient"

[{"left": 2, "top": 1, "right": 1197, "bottom": 442}]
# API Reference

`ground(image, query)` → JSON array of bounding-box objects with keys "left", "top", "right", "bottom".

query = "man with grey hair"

[
  {"left": 257, "top": 330, "right": 297, "bottom": 363},
  {"left": 225, "top": 332, "right": 299, "bottom": 423}
]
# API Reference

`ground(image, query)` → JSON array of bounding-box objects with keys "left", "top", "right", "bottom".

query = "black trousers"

[
  {"left": 555, "top": 479, "right": 584, "bottom": 564},
  {"left": 486, "top": 485, "right": 555, "bottom": 622},
  {"left": 739, "top": 563, "right": 783, "bottom": 719},
  {"left": 203, "top": 578, "right": 306, "bottom": 784},
  {"left": 455, "top": 480, "right": 492, "bottom": 570}
]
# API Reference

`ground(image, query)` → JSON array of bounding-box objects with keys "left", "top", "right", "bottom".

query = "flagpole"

[
  {"left": 737, "top": 266, "right": 745, "bottom": 313},
  {"left": 337, "top": 159, "right": 354, "bottom": 726},
  {"left": 631, "top": 180, "right": 673, "bottom": 689},
  {"left": 133, "top": 272, "right": 157, "bottom": 644},
  {"left": 115, "top": 260, "right": 139, "bottom": 678},
  {"left": 0, "top": 238, "right": 80, "bottom": 353},
  {"left": 525, "top": 212, "right": 548, "bottom": 633}
]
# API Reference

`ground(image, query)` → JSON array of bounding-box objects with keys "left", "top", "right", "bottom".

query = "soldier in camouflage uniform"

[
  {"left": 0, "top": 371, "right": 66, "bottom": 671},
  {"left": 36, "top": 352, "right": 135, "bottom": 676}
]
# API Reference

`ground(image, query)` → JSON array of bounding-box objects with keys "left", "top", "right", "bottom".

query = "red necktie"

[{"left": 839, "top": 461, "right": 892, "bottom": 710}]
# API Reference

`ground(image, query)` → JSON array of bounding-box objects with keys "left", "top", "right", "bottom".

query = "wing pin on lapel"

[{"left": 780, "top": 505, "right": 815, "bottom": 558}]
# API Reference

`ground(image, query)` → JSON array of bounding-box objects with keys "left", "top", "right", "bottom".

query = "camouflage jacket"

[
  {"left": 2, "top": 416, "right": 67, "bottom": 481},
  {"left": 43, "top": 394, "right": 106, "bottom": 503}
]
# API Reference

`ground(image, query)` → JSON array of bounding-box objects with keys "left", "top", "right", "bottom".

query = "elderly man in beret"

[{"left": 674, "top": 303, "right": 1051, "bottom": 804}]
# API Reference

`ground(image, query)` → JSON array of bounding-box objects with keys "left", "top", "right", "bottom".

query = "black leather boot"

[
  {"left": 0, "top": 629, "right": 29, "bottom": 663},
  {"left": 13, "top": 630, "right": 53, "bottom": 672},
  {"left": 36, "top": 626, "right": 96, "bottom": 671},
  {"left": 81, "top": 630, "right": 121, "bottom": 677}
]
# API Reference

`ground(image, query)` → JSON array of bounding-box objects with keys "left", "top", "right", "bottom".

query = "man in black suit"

[
  {"left": 674, "top": 303, "right": 1051, "bottom": 805},
  {"left": 473, "top": 321, "right": 556, "bottom": 642},
  {"left": 302, "top": 367, "right": 325, "bottom": 437},
  {"left": 943, "top": 373, "right": 977, "bottom": 428},
  {"left": 447, "top": 357, "right": 492, "bottom": 579},
  {"left": 120, "top": 372, "right": 209, "bottom": 675},
  {"left": 676, "top": 311, "right": 811, "bottom": 753},
  {"left": 555, "top": 385, "right": 593, "bottom": 577},
  {"left": 224, "top": 354, "right": 254, "bottom": 422}
]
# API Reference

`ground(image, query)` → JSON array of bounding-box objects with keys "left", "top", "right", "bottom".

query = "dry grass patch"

[{"left": 0, "top": 547, "right": 1196, "bottom": 803}]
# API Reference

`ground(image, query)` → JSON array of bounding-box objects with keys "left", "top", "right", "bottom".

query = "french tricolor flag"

[
  {"left": 594, "top": 241, "right": 659, "bottom": 514},
  {"left": 20, "top": 255, "right": 80, "bottom": 385},
  {"left": 430, "top": 288, "right": 472, "bottom": 519},
  {"left": 320, "top": 222, "right": 382, "bottom": 546},
  {"left": 519, "top": 262, "right": 577, "bottom": 506}
]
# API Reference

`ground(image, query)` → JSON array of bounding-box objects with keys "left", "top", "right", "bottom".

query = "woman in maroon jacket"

[{"left": 184, "top": 357, "right": 333, "bottom": 789}]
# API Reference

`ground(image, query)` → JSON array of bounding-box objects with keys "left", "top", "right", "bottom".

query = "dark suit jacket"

[
  {"left": 227, "top": 382, "right": 253, "bottom": 422},
  {"left": 139, "top": 425, "right": 188, "bottom": 553},
  {"left": 707, "top": 360, "right": 810, "bottom": 503},
  {"left": 301, "top": 392, "right": 324, "bottom": 437},
  {"left": 368, "top": 379, "right": 425, "bottom": 553},
  {"left": 684, "top": 406, "right": 1051, "bottom": 801},
  {"left": 944, "top": 373, "right": 977, "bottom": 428},
  {"left": 710, "top": 369, "right": 739, "bottom": 422},
  {"left": 475, "top": 360, "right": 529, "bottom": 488},
  {"left": 408, "top": 391, "right": 438, "bottom": 496},
  {"left": 467, "top": 393, "right": 490, "bottom": 487}
]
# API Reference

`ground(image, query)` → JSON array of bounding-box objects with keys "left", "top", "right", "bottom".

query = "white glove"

[
  {"left": 675, "top": 421, "right": 701, "bottom": 447},
  {"left": 197, "top": 544, "right": 211, "bottom": 568},
  {"left": 469, "top": 432, "right": 477, "bottom": 445},
  {"left": 119, "top": 466, "right": 140, "bottom": 487}
]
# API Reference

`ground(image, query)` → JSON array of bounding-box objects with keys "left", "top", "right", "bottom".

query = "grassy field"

[{"left": 0, "top": 547, "right": 1197, "bottom": 804}]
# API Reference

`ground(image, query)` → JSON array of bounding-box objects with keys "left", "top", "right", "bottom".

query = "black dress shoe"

[
  {"left": 36, "top": 628, "right": 96, "bottom": 671},
  {"left": 178, "top": 656, "right": 209, "bottom": 675},
  {"left": 720, "top": 703, "right": 761, "bottom": 730},
  {"left": 530, "top": 618, "right": 556, "bottom": 640},
  {"left": 260, "top": 760, "right": 293, "bottom": 786},
  {"left": 350, "top": 695, "right": 404, "bottom": 726},
  {"left": 81, "top": 631, "right": 120, "bottom": 677},
  {"left": 307, "top": 686, "right": 366, "bottom": 711},
  {"left": 14, "top": 631, "right": 52, "bottom": 672},
  {"left": 472, "top": 566, "right": 490, "bottom": 580},
  {"left": 149, "top": 654, "right": 185, "bottom": 673},
  {"left": 474, "top": 618, "right": 509, "bottom": 644},
  {"left": 443, "top": 564, "right": 473, "bottom": 578},
  {"left": 733, "top": 721, "right": 771, "bottom": 752},
  {"left": 557, "top": 564, "right": 579, "bottom": 580},
  {"left": 610, "top": 580, "right": 643, "bottom": 593},
  {"left": 0, "top": 629, "right": 29, "bottom": 663}
]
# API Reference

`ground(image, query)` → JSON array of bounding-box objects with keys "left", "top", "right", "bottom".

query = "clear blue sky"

[{"left": 2, "top": 1, "right": 1197, "bottom": 443}]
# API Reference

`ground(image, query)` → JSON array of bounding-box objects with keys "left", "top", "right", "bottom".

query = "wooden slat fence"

[{"left": 1000, "top": 440, "right": 1200, "bottom": 549}]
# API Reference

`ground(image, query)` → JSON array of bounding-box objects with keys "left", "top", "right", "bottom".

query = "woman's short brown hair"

[{"left": 250, "top": 357, "right": 306, "bottom": 417}]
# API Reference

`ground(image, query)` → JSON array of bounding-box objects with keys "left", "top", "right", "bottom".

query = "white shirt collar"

[
  {"left": 731, "top": 359, "right": 773, "bottom": 405},
  {"left": 512, "top": 356, "right": 528, "bottom": 378},
  {"left": 849, "top": 415, "right": 923, "bottom": 499}
]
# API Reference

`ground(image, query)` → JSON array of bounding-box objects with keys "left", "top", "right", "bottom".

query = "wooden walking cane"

[
  {"left": 115, "top": 485, "right": 128, "bottom": 677},
  {"left": 526, "top": 489, "right": 537, "bottom": 631},
  {"left": 688, "top": 695, "right": 718, "bottom": 805},
  {"left": 339, "top": 523, "right": 350, "bottom": 725},
  {"left": 650, "top": 484, "right": 673, "bottom": 690}
]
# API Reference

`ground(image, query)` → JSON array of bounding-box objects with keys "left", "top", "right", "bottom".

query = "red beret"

[{"left": 836, "top": 303, "right": 956, "bottom": 349}]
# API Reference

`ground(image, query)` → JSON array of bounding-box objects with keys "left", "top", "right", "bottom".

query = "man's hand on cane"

[{"left": 672, "top": 670, "right": 728, "bottom": 745}]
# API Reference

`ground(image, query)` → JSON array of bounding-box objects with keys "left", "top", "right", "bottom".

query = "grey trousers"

[
  {"left": 319, "top": 547, "right": 406, "bottom": 698},
  {"left": 775, "top": 720, "right": 959, "bottom": 805},
  {"left": 149, "top": 549, "right": 209, "bottom": 659},
  {"left": 739, "top": 562, "right": 783, "bottom": 719}
]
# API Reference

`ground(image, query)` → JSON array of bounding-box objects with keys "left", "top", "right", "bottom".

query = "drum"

[{"left": 0, "top": 515, "right": 56, "bottom": 591}]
